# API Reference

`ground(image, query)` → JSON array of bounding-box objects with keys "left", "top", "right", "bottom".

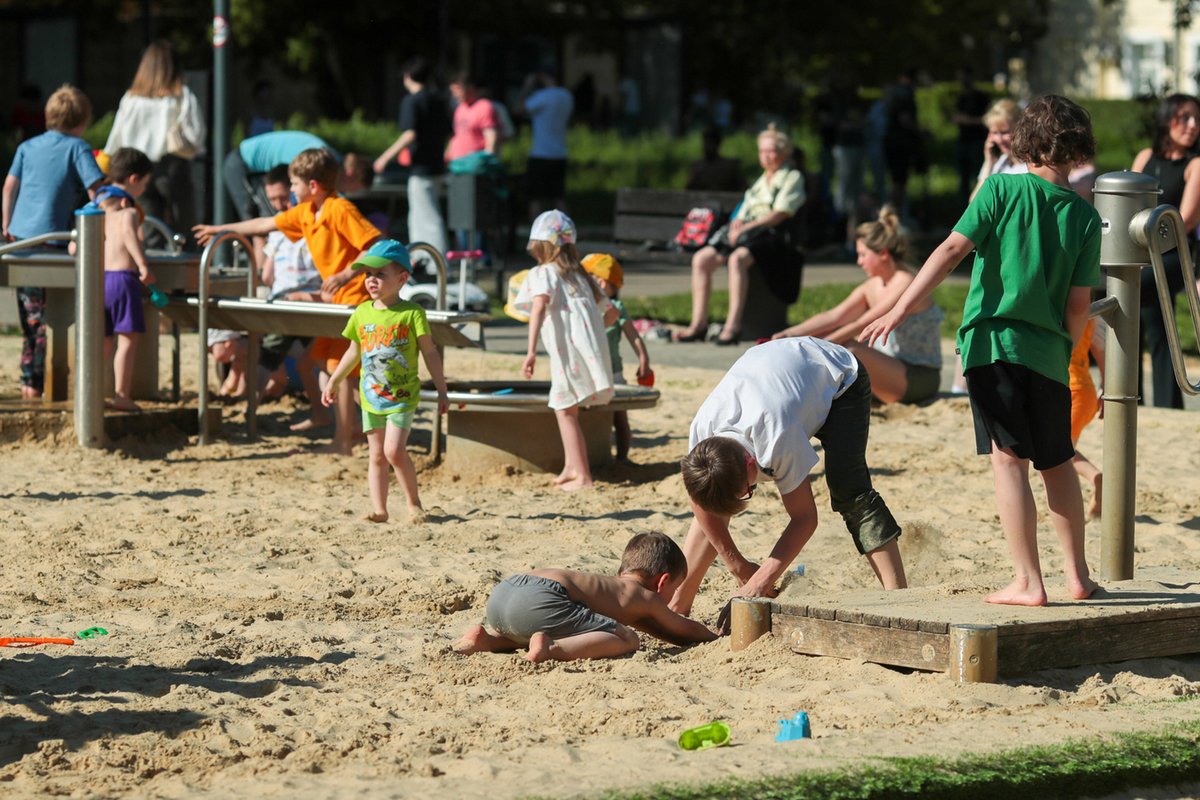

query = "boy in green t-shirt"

[
  {"left": 862, "top": 95, "right": 1101, "bottom": 607},
  {"left": 322, "top": 240, "right": 450, "bottom": 523}
]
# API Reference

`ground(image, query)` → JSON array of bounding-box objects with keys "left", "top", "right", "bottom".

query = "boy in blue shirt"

[
  {"left": 863, "top": 95, "right": 1101, "bottom": 607},
  {"left": 2, "top": 85, "right": 105, "bottom": 398}
]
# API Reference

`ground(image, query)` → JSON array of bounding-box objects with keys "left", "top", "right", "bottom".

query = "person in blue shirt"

[
  {"left": 517, "top": 72, "right": 574, "bottom": 219},
  {"left": 2, "top": 84, "right": 105, "bottom": 399},
  {"left": 223, "top": 130, "right": 337, "bottom": 220}
]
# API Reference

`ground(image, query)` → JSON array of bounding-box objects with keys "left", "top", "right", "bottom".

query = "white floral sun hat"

[{"left": 529, "top": 210, "right": 577, "bottom": 246}]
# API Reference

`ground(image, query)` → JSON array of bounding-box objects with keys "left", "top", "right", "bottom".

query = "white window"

[{"left": 1124, "top": 35, "right": 1167, "bottom": 96}]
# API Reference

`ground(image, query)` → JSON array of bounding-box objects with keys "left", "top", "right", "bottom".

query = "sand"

[{"left": 3, "top": 335, "right": 1200, "bottom": 798}]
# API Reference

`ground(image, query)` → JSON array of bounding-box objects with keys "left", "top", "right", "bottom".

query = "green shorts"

[{"left": 362, "top": 407, "right": 415, "bottom": 431}]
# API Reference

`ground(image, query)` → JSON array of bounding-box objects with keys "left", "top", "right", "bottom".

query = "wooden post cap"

[
  {"left": 730, "top": 597, "right": 772, "bottom": 652},
  {"left": 950, "top": 623, "right": 998, "bottom": 683}
]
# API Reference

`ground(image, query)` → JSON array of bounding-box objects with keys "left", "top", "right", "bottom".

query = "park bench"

[{"left": 611, "top": 187, "right": 796, "bottom": 340}]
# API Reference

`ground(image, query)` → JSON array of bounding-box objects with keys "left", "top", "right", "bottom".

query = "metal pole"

[
  {"left": 243, "top": 239, "right": 258, "bottom": 439},
  {"left": 1093, "top": 170, "right": 1161, "bottom": 582},
  {"left": 213, "top": 0, "right": 230, "bottom": 227},
  {"left": 75, "top": 208, "right": 105, "bottom": 448},
  {"left": 1101, "top": 263, "right": 1140, "bottom": 580}
]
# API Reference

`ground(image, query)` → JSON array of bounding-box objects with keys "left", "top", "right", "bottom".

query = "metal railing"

[
  {"left": 405, "top": 242, "right": 447, "bottom": 461},
  {"left": 1134, "top": 205, "right": 1200, "bottom": 395},
  {"left": 142, "top": 216, "right": 186, "bottom": 255},
  {"left": 196, "top": 231, "right": 255, "bottom": 445},
  {"left": 192, "top": 238, "right": 451, "bottom": 454}
]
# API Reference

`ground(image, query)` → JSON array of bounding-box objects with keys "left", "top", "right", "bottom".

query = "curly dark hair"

[{"left": 1010, "top": 95, "right": 1095, "bottom": 168}]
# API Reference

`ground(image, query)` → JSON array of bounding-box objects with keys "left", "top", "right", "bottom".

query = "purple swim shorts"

[{"left": 104, "top": 270, "right": 146, "bottom": 337}]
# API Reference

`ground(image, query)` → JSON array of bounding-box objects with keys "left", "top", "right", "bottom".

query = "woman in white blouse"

[
  {"left": 104, "top": 41, "right": 206, "bottom": 245},
  {"left": 968, "top": 99, "right": 1025, "bottom": 202}
]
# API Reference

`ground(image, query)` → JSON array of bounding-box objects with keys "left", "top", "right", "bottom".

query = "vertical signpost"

[{"left": 213, "top": 2, "right": 229, "bottom": 228}]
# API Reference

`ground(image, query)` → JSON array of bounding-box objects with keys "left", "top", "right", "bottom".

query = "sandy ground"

[{"left": 3, "top": 334, "right": 1200, "bottom": 799}]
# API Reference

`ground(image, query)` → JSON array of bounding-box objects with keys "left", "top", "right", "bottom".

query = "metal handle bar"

[
  {"left": 1133, "top": 204, "right": 1200, "bottom": 396},
  {"left": 0, "top": 230, "right": 75, "bottom": 255},
  {"left": 407, "top": 242, "right": 448, "bottom": 460},
  {"left": 197, "top": 230, "right": 254, "bottom": 445},
  {"left": 141, "top": 216, "right": 186, "bottom": 255},
  {"left": 407, "top": 242, "right": 448, "bottom": 310}
]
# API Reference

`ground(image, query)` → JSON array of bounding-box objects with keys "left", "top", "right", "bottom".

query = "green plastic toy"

[
  {"left": 77, "top": 627, "right": 108, "bottom": 639},
  {"left": 678, "top": 721, "right": 731, "bottom": 751}
]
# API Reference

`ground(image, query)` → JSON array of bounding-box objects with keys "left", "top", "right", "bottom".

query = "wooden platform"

[{"left": 768, "top": 567, "right": 1200, "bottom": 680}]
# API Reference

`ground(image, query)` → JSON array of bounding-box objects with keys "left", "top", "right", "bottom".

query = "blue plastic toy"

[
  {"left": 776, "top": 711, "right": 811, "bottom": 742},
  {"left": 148, "top": 284, "right": 168, "bottom": 309}
]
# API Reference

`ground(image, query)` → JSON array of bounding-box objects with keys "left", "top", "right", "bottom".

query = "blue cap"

[{"left": 351, "top": 239, "right": 412, "bottom": 273}]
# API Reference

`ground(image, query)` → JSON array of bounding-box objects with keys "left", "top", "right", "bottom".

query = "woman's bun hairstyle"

[{"left": 856, "top": 205, "right": 909, "bottom": 266}]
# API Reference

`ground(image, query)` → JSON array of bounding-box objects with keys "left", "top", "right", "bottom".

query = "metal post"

[
  {"left": 1093, "top": 171, "right": 1161, "bottom": 581},
  {"left": 950, "top": 624, "right": 998, "bottom": 683},
  {"left": 729, "top": 597, "right": 771, "bottom": 652},
  {"left": 213, "top": 1, "right": 230, "bottom": 227},
  {"left": 75, "top": 208, "right": 106, "bottom": 448},
  {"left": 243, "top": 239, "right": 258, "bottom": 439}
]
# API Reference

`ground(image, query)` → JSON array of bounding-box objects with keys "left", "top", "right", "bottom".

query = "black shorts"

[
  {"left": 965, "top": 361, "right": 1074, "bottom": 470},
  {"left": 527, "top": 157, "right": 567, "bottom": 201}
]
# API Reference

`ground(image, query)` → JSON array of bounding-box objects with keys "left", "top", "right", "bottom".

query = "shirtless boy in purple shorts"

[{"left": 96, "top": 162, "right": 155, "bottom": 411}]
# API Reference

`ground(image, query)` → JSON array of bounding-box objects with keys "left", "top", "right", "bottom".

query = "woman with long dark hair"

[
  {"left": 1132, "top": 93, "right": 1200, "bottom": 408},
  {"left": 104, "top": 41, "right": 206, "bottom": 245}
]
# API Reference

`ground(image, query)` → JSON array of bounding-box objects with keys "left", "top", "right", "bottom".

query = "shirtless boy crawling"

[{"left": 455, "top": 532, "right": 718, "bottom": 662}]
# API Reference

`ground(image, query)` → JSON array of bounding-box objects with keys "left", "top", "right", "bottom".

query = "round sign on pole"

[{"left": 213, "top": 16, "right": 228, "bottom": 48}]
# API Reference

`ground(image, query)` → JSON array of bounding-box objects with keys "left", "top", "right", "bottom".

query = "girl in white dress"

[{"left": 514, "top": 211, "right": 616, "bottom": 491}]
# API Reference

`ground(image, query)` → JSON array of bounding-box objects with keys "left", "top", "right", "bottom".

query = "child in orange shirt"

[
  {"left": 1070, "top": 318, "right": 1105, "bottom": 519},
  {"left": 195, "top": 148, "right": 382, "bottom": 455}
]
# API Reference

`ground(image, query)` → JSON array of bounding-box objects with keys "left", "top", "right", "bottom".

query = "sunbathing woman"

[{"left": 772, "top": 206, "right": 943, "bottom": 404}]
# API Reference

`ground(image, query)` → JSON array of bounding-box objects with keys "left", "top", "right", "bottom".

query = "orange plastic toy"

[{"left": 0, "top": 637, "right": 74, "bottom": 648}]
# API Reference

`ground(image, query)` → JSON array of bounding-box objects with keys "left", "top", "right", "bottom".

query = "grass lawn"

[{"left": 589, "top": 717, "right": 1200, "bottom": 800}]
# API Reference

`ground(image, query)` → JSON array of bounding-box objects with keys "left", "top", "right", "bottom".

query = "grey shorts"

[{"left": 486, "top": 574, "right": 620, "bottom": 644}]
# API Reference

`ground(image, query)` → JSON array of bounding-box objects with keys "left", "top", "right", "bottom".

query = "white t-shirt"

[
  {"left": 526, "top": 86, "right": 574, "bottom": 159},
  {"left": 264, "top": 230, "right": 320, "bottom": 299},
  {"left": 688, "top": 338, "right": 858, "bottom": 496},
  {"left": 104, "top": 87, "right": 207, "bottom": 162}
]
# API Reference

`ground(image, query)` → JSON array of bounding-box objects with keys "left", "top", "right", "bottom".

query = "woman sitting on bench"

[
  {"left": 675, "top": 124, "right": 805, "bottom": 345},
  {"left": 771, "top": 206, "right": 944, "bottom": 404}
]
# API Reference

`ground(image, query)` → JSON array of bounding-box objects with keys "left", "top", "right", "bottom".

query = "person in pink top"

[{"left": 446, "top": 71, "right": 500, "bottom": 162}]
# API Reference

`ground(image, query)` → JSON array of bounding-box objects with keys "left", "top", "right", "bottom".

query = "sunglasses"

[{"left": 737, "top": 483, "right": 757, "bottom": 502}]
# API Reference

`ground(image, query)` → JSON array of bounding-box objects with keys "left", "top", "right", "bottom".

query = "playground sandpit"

[{"left": 3, "top": 336, "right": 1200, "bottom": 798}]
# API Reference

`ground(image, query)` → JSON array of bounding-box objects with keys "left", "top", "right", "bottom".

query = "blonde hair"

[
  {"left": 45, "top": 85, "right": 91, "bottom": 131},
  {"left": 128, "top": 41, "right": 183, "bottom": 98},
  {"left": 757, "top": 123, "right": 792, "bottom": 156},
  {"left": 856, "top": 205, "right": 910, "bottom": 269},
  {"left": 527, "top": 241, "right": 605, "bottom": 303},
  {"left": 288, "top": 148, "right": 339, "bottom": 192},
  {"left": 983, "top": 99, "right": 1021, "bottom": 130}
]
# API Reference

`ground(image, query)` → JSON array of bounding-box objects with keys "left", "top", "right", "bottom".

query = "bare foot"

[
  {"left": 455, "top": 624, "right": 519, "bottom": 655},
  {"left": 107, "top": 397, "right": 141, "bottom": 412},
  {"left": 525, "top": 632, "right": 555, "bottom": 662},
  {"left": 1067, "top": 573, "right": 1099, "bottom": 600},
  {"left": 552, "top": 471, "right": 577, "bottom": 485},
  {"left": 316, "top": 439, "right": 354, "bottom": 456},
  {"left": 1087, "top": 474, "right": 1102, "bottom": 520},
  {"left": 408, "top": 505, "right": 429, "bottom": 524},
  {"left": 558, "top": 477, "right": 594, "bottom": 492},
  {"left": 290, "top": 416, "right": 333, "bottom": 432},
  {"left": 454, "top": 625, "right": 490, "bottom": 654},
  {"left": 362, "top": 511, "right": 388, "bottom": 523},
  {"left": 985, "top": 579, "right": 1048, "bottom": 607}
]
